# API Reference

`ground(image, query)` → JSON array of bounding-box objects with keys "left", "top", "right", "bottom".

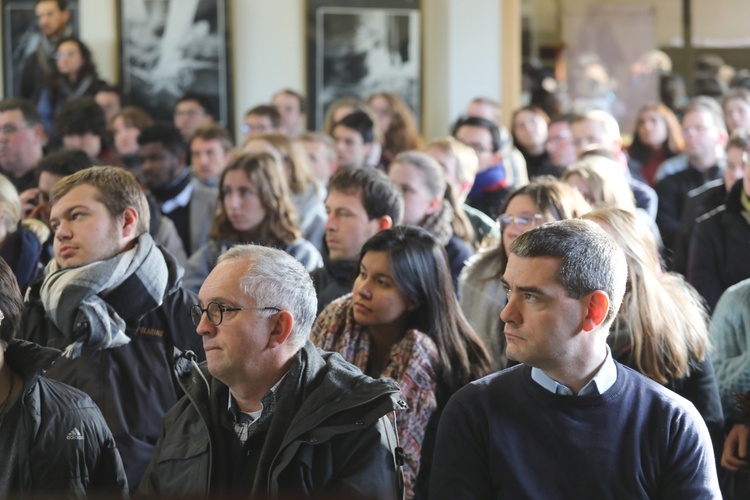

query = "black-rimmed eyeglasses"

[{"left": 190, "top": 301, "right": 280, "bottom": 327}]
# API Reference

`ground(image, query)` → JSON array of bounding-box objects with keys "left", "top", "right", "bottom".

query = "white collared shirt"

[{"left": 531, "top": 345, "right": 617, "bottom": 396}]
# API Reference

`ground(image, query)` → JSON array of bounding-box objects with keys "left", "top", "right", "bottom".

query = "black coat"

[
  {"left": 656, "top": 164, "right": 723, "bottom": 254},
  {"left": 688, "top": 181, "right": 750, "bottom": 312},
  {"left": 18, "top": 248, "right": 203, "bottom": 491},
  {"left": 138, "top": 343, "right": 405, "bottom": 498},
  {"left": 2, "top": 340, "right": 128, "bottom": 497}
]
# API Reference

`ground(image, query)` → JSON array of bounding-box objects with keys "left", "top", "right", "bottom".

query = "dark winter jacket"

[
  {"left": 18, "top": 248, "right": 203, "bottom": 491},
  {"left": 310, "top": 256, "right": 358, "bottom": 314},
  {"left": 138, "top": 341, "right": 406, "bottom": 498},
  {"left": 688, "top": 181, "right": 750, "bottom": 312},
  {"left": 1, "top": 339, "right": 128, "bottom": 497}
]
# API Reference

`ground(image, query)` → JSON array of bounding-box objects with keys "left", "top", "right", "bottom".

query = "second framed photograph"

[
  {"left": 117, "top": 0, "right": 233, "bottom": 130},
  {"left": 306, "top": 0, "right": 422, "bottom": 131}
]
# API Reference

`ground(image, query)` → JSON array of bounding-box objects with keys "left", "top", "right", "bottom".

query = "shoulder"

[
  {"left": 615, "top": 364, "right": 704, "bottom": 417},
  {"left": 286, "top": 239, "right": 323, "bottom": 267},
  {"left": 448, "top": 365, "right": 527, "bottom": 405},
  {"left": 460, "top": 248, "right": 502, "bottom": 283},
  {"left": 190, "top": 179, "right": 218, "bottom": 204},
  {"left": 714, "top": 278, "right": 750, "bottom": 312},
  {"left": 444, "top": 235, "right": 474, "bottom": 270},
  {"left": 34, "top": 377, "right": 110, "bottom": 427}
]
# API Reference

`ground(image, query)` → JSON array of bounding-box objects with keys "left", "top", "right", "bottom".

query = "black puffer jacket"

[
  {"left": 2, "top": 340, "right": 128, "bottom": 497},
  {"left": 688, "top": 181, "right": 750, "bottom": 312},
  {"left": 138, "top": 341, "right": 406, "bottom": 498},
  {"left": 18, "top": 248, "right": 203, "bottom": 491}
]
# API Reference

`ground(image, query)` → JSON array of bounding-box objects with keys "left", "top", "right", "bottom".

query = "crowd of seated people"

[{"left": 3, "top": 3, "right": 750, "bottom": 497}]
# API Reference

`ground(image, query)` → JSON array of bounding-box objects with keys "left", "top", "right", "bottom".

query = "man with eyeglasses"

[
  {"left": 139, "top": 244, "right": 405, "bottom": 498},
  {"left": 452, "top": 116, "right": 511, "bottom": 220},
  {"left": 0, "top": 99, "right": 45, "bottom": 193},
  {"left": 18, "top": 166, "right": 202, "bottom": 491},
  {"left": 241, "top": 104, "right": 281, "bottom": 141},
  {"left": 173, "top": 93, "right": 215, "bottom": 141}
]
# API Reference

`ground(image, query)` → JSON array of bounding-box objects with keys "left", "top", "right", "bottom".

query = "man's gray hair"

[
  {"left": 510, "top": 219, "right": 627, "bottom": 326},
  {"left": 218, "top": 245, "right": 317, "bottom": 350}
]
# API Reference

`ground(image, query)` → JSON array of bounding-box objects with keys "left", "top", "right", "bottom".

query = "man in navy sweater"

[{"left": 430, "top": 219, "right": 721, "bottom": 499}]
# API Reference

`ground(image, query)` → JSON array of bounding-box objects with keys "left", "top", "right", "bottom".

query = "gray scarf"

[
  {"left": 420, "top": 200, "right": 454, "bottom": 246},
  {"left": 40, "top": 233, "right": 168, "bottom": 358}
]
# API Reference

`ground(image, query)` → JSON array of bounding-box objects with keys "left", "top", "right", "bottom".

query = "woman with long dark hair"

[
  {"left": 312, "top": 226, "right": 491, "bottom": 499},
  {"left": 37, "top": 37, "right": 106, "bottom": 144}
]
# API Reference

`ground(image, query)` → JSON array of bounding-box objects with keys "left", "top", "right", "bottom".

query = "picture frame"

[
  {"left": 306, "top": 0, "right": 422, "bottom": 131},
  {"left": 2, "top": 0, "right": 79, "bottom": 98},
  {"left": 117, "top": 0, "right": 233, "bottom": 131}
]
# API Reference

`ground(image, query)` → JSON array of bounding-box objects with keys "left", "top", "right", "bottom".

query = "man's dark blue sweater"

[{"left": 430, "top": 363, "right": 720, "bottom": 499}]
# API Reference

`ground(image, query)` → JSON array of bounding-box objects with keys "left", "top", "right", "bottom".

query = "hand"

[
  {"left": 722, "top": 423, "right": 750, "bottom": 472},
  {"left": 19, "top": 187, "right": 39, "bottom": 219}
]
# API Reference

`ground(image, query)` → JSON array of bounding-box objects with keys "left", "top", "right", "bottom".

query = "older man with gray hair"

[{"left": 139, "top": 244, "right": 405, "bottom": 498}]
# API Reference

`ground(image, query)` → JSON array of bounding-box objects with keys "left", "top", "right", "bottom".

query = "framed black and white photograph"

[
  {"left": 2, "top": 0, "right": 79, "bottom": 98},
  {"left": 117, "top": 0, "right": 233, "bottom": 130},
  {"left": 306, "top": 0, "right": 422, "bottom": 130}
]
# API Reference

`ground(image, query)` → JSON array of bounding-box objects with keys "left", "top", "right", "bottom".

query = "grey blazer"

[{"left": 188, "top": 179, "right": 218, "bottom": 256}]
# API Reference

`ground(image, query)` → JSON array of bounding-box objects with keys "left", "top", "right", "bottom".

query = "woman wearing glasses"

[
  {"left": 183, "top": 152, "right": 322, "bottom": 293},
  {"left": 458, "top": 177, "right": 591, "bottom": 370},
  {"left": 312, "top": 226, "right": 491, "bottom": 499},
  {"left": 36, "top": 37, "right": 106, "bottom": 146}
]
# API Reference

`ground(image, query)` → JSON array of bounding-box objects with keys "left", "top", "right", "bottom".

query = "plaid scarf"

[{"left": 40, "top": 233, "right": 168, "bottom": 358}]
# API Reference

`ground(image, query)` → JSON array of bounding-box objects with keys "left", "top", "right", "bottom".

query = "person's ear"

[
  {"left": 267, "top": 310, "right": 294, "bottom": 348},
  {"left": 582, "top": 290, "right": 609, "bottom": 332},
  {"left": 425, "top": 195, "right": 442, "bottom": 215},
  {"left": 120, "top": 206, "right": 139, "bottom": 239},
  {"left": 376, "top": 215, "right": 393, "bottom": 231}
]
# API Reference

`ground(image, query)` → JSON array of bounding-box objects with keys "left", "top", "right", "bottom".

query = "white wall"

[
  {"left": 1, "top": 0, "right": 503, "bottom": 142},
  {"left": 530, "top": 0, "right": 750, "bottom": 48}
]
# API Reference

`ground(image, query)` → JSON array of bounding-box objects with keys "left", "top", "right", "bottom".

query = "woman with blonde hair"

[
  {"left": 387, "top": 151, "right": 474, "bottom": 288},
  {"left": 243, "top": 132, "right": 326, "bottom": 250},
  {"left": 425, "top": 137, "right": 500, "bottom": 250},
  {"left": 582, "top": 207, "right": 722, "bottom": 448},
  {"left": 0, "top": 174, "right": 49, "bottom": 293},
  {"left": 562, "top": 155, "right": 637, "bottom": 211},
  {"left": 562, "top": 155, "right": 663, "bottom": 246},
  {"left": 367, "top": 91, "right": 423, "bottom": 163},
  {"left": 183, "top": 152, "right": 322, "bottom": 292},
  {"left": 458, "top": 177, "right": 591, "bottom": 370}
]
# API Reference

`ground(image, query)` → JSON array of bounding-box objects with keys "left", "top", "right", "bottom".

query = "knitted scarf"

[
  {"left": 420, "top": 199, "right": 454, "bottom": 246},
  {"left": 40, "top": 233, "right": 168, "bottom": 358},
  {"left": 741, "top": 188, "right": 750, "bottom": 226}
]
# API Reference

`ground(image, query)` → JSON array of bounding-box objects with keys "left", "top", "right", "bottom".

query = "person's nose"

[
  {"left": 500, "top": 292, "right": 519, "bottom": 325},
  {"left": 195, "top": 309, "right": 216, "bottom": 337},
  {"left": 324, "top": 212, "right": 337, "bottom": 231},
  {"left": 55, "top": 220, "right": 72, "bottom": 240}
]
